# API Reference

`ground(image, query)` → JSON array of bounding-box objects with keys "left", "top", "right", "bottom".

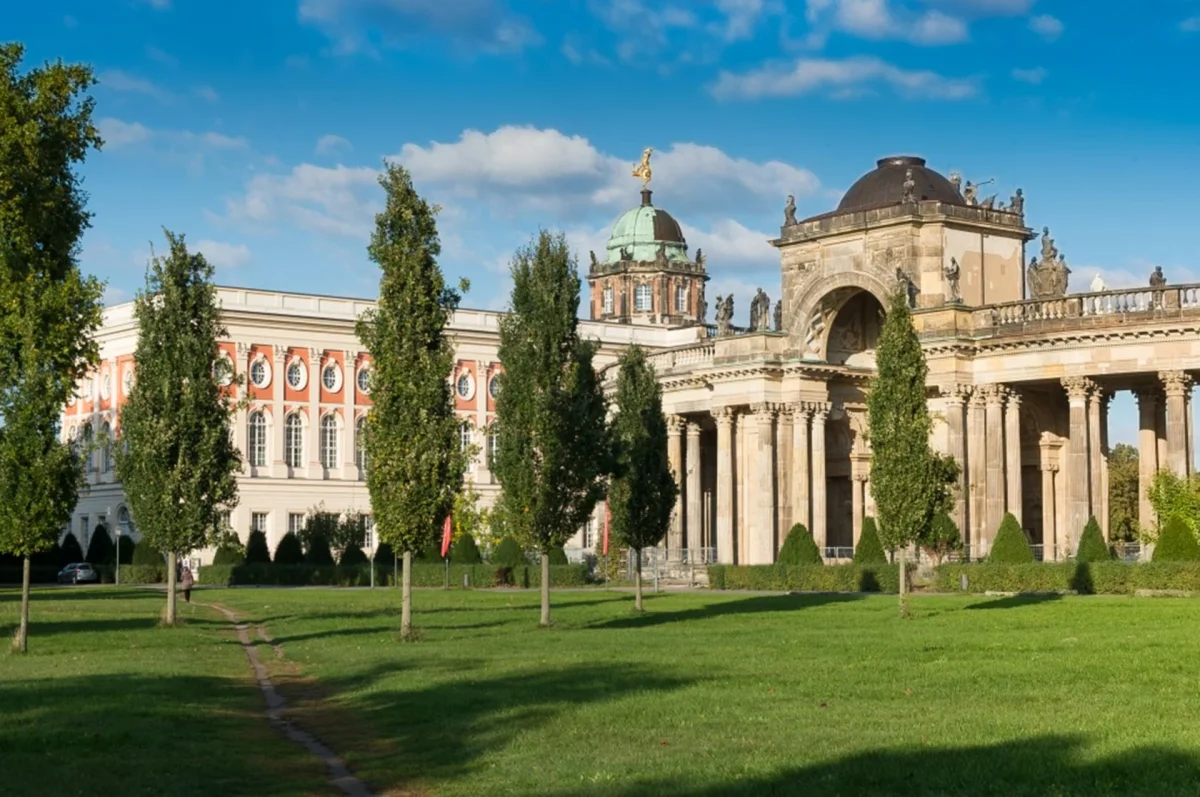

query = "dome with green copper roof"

[{"left": 605, "top": 189, "right": 689, "bottom": 264}]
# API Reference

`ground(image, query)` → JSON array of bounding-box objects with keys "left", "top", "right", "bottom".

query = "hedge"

[
  {"left": 0, "top": 566, "right": 60, "bottom": 584},
  {"left": 708, "top": 563, "right": 902, "bottom": 593},
  {"left": 934, "top": 562, "right": 1200, "bottom": 595},
  {"left": 197, "top": 562, "right": 591, "bottom": 588}
]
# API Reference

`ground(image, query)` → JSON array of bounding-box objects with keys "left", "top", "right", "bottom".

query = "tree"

[
  {"left": 300, "top": 506, "right": 339, "bottom": 565},
  {"left": 59, "top": 534, "right": 84, "bottom": 565},
  {"left": 988, "top": 513, "right": 1034, "bottom": 563},
  {"left": 778, "top": 523, "right": 823, "bottom": 565},
  {"left": 920, "top": 512, "right": 963, "bottom": 565},
  {"left": 335, "top": 511, "right": 370, "bottom": 555},
  {"left": 1153, "top": 517, "right": 1200, "bottom": 562},
  {"left": 244, "top": 530, "right": 271, "bottom": 564},
  {"left": 114, "top": 232, "right": 242, "bottom": 626},
  {"left": 273, "top": 532, "right": 304, "bottom": 565},
  {"left": 0, "top": 44, "right": 105, "bottom": 652},
  {"left": 491, "top": 536, "right": 525, "bottom": 567},
  {"left": 492, "top": 231, "right": 614, "bottom": 626},
  {"left": 84, "top": 524, "right": 115, "bottom": 565},
  {"left": 853, "top": 517, "right": 888, "bottom": 564},
  {"left": 354, "top": 163, "right": 468, "bottom": 640},
  {"left": 867, "top": 290, "right": 958, "bottom": 617},
  {"left": 450, "top": 533, "right": 482, "bottom": 564},
  {"left": 1147, "top": 471, "right": 1200, "bottom": 539},
  {"left": 452, "top": 484, "right": 490, "bottom": 547},
  {"left": 1076, "top": 516, "right": 1111, "bottom": 562},
  {"left": 1107, "top": 443, "right": 1139, "bottom": 542},
  {"left": 608, "top": 345, "right": 677, "bottom": 611}
]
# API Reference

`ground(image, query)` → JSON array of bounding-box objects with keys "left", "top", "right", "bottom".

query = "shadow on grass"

[
  {"left": 966, "top": 594, "right": 1064, "bottom": 611},
  {"left": 545, "top": 735, "right": 1200, "bottom": 797},
  {"left": 590, "top": 592, "right": 863, "bottom": 629},
  {"left": 0, "top": 586, "right": 164, "bottom": 604}
]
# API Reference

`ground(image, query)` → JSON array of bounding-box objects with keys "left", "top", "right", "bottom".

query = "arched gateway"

[{"left": 597, "top": 155, "right": 1199, "bottom": 565}]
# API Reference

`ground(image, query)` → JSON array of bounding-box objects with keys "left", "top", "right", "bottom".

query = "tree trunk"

[
  {"left": 15, "top": 555, "right": 31, "bottom": 653},
  {"left": 897, "top": 546, "right": 909, "bottom": 619},
  {"left": 634, "top": 550, "right": 643, "bottom": 612},
  {"left": 540, "top": 552, "right": 550, "bottom": 627},
  {"left": 400, "top": 550, "right": 413, "bottom": 640},
  {"left": 166, "top": 551, "right": 178, "bottom": 626}
]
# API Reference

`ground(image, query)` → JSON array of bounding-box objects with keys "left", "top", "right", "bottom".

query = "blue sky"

[{"left": 9, "top": 0, "right": 1200, "bottom": 445}]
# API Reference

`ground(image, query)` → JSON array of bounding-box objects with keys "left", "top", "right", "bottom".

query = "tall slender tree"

[
  {"left": 115, "top": 232, "right": 242, "bottom": 625},
  {"left": 0, "top": 44, "right": 105, "bottom": 653},
  {"left": 493, "top": 231, "right": 613, "bottom": 626},
  {"left": 355, "top": 163, "right": 468, "bottom": 640},
  {"left": 867, "top": 290, "right": 957, "bottom": 617},
  {"left": 609, "top": 345, "right": 677, "bottom": 612}
]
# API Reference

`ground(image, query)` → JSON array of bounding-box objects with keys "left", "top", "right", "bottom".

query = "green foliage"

[
  {"left": 490, "top": 536, "right": 525, "bottom": 567},
  {"left": 450, "top": 532, "right": 483, "bottom": 564},
  {"left": 244, "top": 530, "right": 271, "bottom": 564},
  {"left": 212, "top": 545, "right": 245, "bottom": 566},
  {"left": 609, "top": 345, "right": 677, "bottom": 556},
  {"left": 114, "top": 231, "right": 242, "bottom": 560},
  {"left": 335, "top": 511, "right": 370, "bottom": 553},
  {"left": 548, "top": 545, "right": 569, "bottom": 566},
  {"left": 1147, "top": 471, "right": 1200, "bottom": 539},
  {"left": 84, "top": 525, "right": 115, "bottom": 565},
  {"left": 452, "top": 484, "right": 491, "bottom": 549},
  {"left": 0, "top": 44, "right": 105, "bottom": 576},
  {"left": 853, "top": 517, "right": 888, "bottom": 564},
  {"left": 920, "top": 512, "right": 963, "bottom": 564},
  {"left": 1076, "top": 517, "right": 1112, "bottom": 562},
  {"left": 373, "top": 540, "right": 395, "bottom": 564},
  {"left": 988, "top": 513, "right": 1034, "bottom": 563},
  {"left": 492, "top": 230, "right": 614, "bottom": 555},
  {"left": 116, "top": 564, "right": 167, "bottom": 584},
  {"left": 273, "top": 532, "right": 304, "bottom": 565},
  {"left": 1107, "top": 443, "right": 1140, "bottom": 542},
  {"left": 778, "top": 524, "right": 823, "bottom": 565},
  {"left": 299, "top": 507, "right": 339, "bottom": 563},
  {"left": 132, "top": 538, "right": 164, "bottom": 565},
  {"left": 195, "top": 562, "right": 590, "bottom": 588},
  {"left": 936, "top": 561, "right": 1200, "bottom": 594},
  {"left": 867, "top": 291, "right": 958, "bottom": 552},
  {"left": 708, "top": 564, "right": 903, "bottom": 593},
  {"left": 339, "top": 545, "right": 369, "bottom": 567},
  {"left": 355, "top": 163, "right": 467, "bottom": 557},
  {"left": 1153, "top": 517, "right": 1200, "bottom": 562},
  {"left": 116, "top": 537, "right": 136, "bottom": 565},
  {"left": 58, "top": 533, "right": 84, "bottom": 565}
]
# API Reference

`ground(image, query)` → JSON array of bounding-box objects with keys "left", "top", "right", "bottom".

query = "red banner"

[
  {"left": 603, "top": 503, "right": 610, "bottom": 556},
  {"left": 440, "top": 515, "right": 453, "bottom": 558}
]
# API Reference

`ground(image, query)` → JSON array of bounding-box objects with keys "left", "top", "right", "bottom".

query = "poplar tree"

[
  {"left": 493, "top": 231, "right": 613, "bottom": 627},
  {"left": 867, "top": 290, "right": 957, "bottom": 617},
  {"left": 0, "top": 44, "right": 105, "bottom": 653},
  {"left": 355, "top": 163, "right": 467, "bottom": 640},
  {"left": 609, "top": 345, "right": 677, "bottom": 612},
  {"left": 115, "top": 232, "right": 242, "bottom": 625}
]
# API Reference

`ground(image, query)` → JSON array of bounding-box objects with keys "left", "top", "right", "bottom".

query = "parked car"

[{"left": 57, "top": 563, "right": 99, "bottom": 584}]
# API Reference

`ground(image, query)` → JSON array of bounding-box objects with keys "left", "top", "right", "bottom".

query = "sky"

[{"left": 9, "top": 0, "right": 1200, "bottom": 446}]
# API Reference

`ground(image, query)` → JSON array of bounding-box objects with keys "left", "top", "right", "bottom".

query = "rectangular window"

[
  {"left": 78, "top": 517, "right": 88, "bottom": 544},
  {"left": 583, "top": 517, "right": 595, "bottom": 550},
  {"left": 219, "top": 511, "right": 232, "bottom": 532},
  {"left": 459, "top": 422, "right": 472, "bottom": 453},
  {"left": 634, "top": 284, "right": 652, "bottom": 312},
  {"left": 675, "top": 284, "right": 688, "bottom": 313},
  {"left": 602, "top": 287, "right": 613, "bottom": 315},
  {"left": 251, "top": 512, "right": 268, "bottom": 535},
  {"left": 363, "top": 516, "right": 375, "bottom": 551},
  {"left": 288, "top": 513, "right": 305, "bottom": 534},
  {"left": 486, "top": 433, "right": 498, "bottom": 468}
]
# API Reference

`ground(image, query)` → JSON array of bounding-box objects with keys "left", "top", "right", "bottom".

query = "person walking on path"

[{"left": 180, "top": 564, "right": 194, "bottom": 603}]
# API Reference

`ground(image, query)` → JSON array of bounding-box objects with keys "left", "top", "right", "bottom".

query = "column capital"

[
  {"left": 1133, "top": 385, "right": 1161, "bottom": 407},
  {"left": 309, "top": 350, "right": 322, "bottom": 367},
  {"left": 1061, "top": 376, "right": 1095, "bottom": 401},
  {"left": 713, "top": 406, "right": 737, "bottom": 426},
  {"left": 1160, "top": 370, "right": 1193, "bottom": 398},
  {"left": 475, "top": 359, "right": 487, "bottom": 372},
  {"left": 236, "top": 341, "right": 251, "bottom": 359},
  {"left": 272, "top": 344, "right": 287, "bottom": 363},
  {"left": 750, "top": 402, "right": 777, "bottom": 419},
  {"left": 809, "top": 402, "right": 831, "bottom": 422},
  {"left": 1005, "top": 390, "right": 1022, "bottom": 409},
  {"left": 940, "top": 384, "right": 972, "bottom": 406},
  {"left": 1040, "top": 462, "right": 1059, "bottom": 473},
  {"left": 667, "top": 415, "right": 686, "bottom": 435},
  {"left": 685, "top": 420, "right": 702, "bottom": 437},
  {"left": 980, "top": 384, "right": 1009, "bottom": 406},
  {"left": 788, "top": 401, "right": 811, "bottom": 420}
]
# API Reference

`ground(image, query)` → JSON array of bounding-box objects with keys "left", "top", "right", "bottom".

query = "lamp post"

[{"left": 115, "top": 526, "right": 121, "bottom": 587}]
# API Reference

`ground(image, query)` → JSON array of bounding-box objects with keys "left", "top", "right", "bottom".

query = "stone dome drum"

[
  {"left": 605, "top": 189, "right": 689, "bottom": 263},
  {"left": 836, "top": 156, "right": 964, "bottom": 213}
]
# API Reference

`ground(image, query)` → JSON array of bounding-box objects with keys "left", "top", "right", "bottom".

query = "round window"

[
  {"left": 250, "top": 359, "right": 269, "bottom": 388},
  {"left": 322, "top": 364, "right": 340, "bottom": 391},
  {"left": 122, "top": 366, "right": 134, "bottom": 395},
  {"left": 456, "top": 373, "right": 472, "bottom": 399},
  {"left": 287, "top": 361, "right": 305, "bottom": 389},
  {"left": 356, "top": 367, "right": 371, "bottom": 394},
  {"left": 215, "top": 357, "right": 233, "bottom": 387},
  {"left": 489, "top": 376, "right": 500, "bottom": 398},
  {"left": 100, "top": 373, "right": 112, "bottom": 400}
]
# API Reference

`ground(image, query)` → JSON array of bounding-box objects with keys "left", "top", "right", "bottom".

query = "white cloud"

[
  {"left": 98, "top": 118, "right": 248, "bottom": 152},
  {"left": 223, "top": 163, "right": 381, "bottom": 238},
  {"left": 1029, "top": 13, "right": 1063, "bottom": 41},
  {"left": 194, "top": 240, "right": 252, "bottom": 270},
  {"left": 918, "top": 0, "right": 1032, "bottom": 14},
  {"left": 1011, "top": 66, "right": 1047, "bottom": 84},
  {"left": 711, "top": 56, "right": 978, "bottom": 101},
  {"left": 1181, "top": 17, "right": 1200, "bottom": 32},
  {"left": 316, "top": 134, "right": 353, "bottom": 155},
  {"left": 96, "top": 70, "right": 172, "bottom": 102},
  {"left": 298, "top": 0, "right": 541, "bottom": 55},
  {"left": 804, "top": 0, "right": 968, "bottom": 45},
  {"left": 195, "top": 85, "right": 220, "bottom": 102},
  {"left": 98, "top": 118, "right": 152, "bottom": 148}
]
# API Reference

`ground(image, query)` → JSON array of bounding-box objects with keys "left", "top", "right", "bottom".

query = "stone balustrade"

[{"left": 970, "top": 283, "right": 1200, "bottom": 335}]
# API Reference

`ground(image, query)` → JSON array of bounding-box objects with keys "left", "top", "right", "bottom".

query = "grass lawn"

[{"left": 0, "top": 587, "right": 334, "bottom": 797}]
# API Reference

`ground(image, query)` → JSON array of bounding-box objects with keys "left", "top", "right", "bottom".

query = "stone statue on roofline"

[
  {"left": 1149, "top": 265, "right": 1166, "bottom": 288},
  {"left": 784, "top": 195, "right": 798, "bottom": 226},
  {"left": 944, "top": 257, "right": 962, "bottom": 304},
  {"left": 774, "top": 299, "right": 782, "bottom": 332},
  {"left": 1026, "top": 226, "right": 1071, "bottom": 299}
]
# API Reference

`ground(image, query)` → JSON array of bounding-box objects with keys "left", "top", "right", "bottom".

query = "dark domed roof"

[{"left": 836, "top": 156, "right": 964, "bottom": 212}]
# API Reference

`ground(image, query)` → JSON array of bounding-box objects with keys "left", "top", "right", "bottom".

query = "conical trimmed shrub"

[
  {"left": 491, "top": 536, "right": 525, "bottom": 567},
  {"left": 988, "top": 513, "right": 1034, "bottom": 563},
  {"left": 59, "top": 533, "right": 85, "bottom": 565},
  {"left": 853, "top": 517, "right": 887, "bottom": 564},
  {"left": 778, "top": 523, "right": 823, "bottom": 565},
  {"left": 85, "top": 525, "right": 115, "bottom": 565},
  {"left": 373, "top": 540, "right": 394, "bottom": 563},
  {"left": 450, "top": 532, "right": 483, "bottom": 564},
  {"left": 548, "top": 545, "right": 569, "bottom": 566},
  {"left": 1075, "top": 516, "right": 1111, "bottom": 562},
  {"left": 117, "top": 537, "right": 137, "bottom": 565},
  {"left": 339, "top": 545, "right": 369, "bottom": 567},
  {"left": 273, "top": 532, "right": 304, "bottom": 565},
  {"left": 133, "top": 538, "right": 164, "bottom": 565},
  {"left": 304, "top": 533, "right": 335, "bottom": 566},
  {"left": 212, "top": 544, "right": 245, "bottom": 566},
  {"left": 1154, "top": 517, "right": 1200, "bottom": 562},
  {"left": 244, "top": 531, "right": 271, "bottom": 565}
]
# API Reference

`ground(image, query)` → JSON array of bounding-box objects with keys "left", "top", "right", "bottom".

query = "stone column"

[
  {"left": 967, "top": 391, "right": 987, "bottom": 550},
  {"left": 791, "top": 403, "right": 810, "bottom": 532},
  {"left": 983, "top": 385, "right": 1007, "bottom": 541},
  {"left": 342, "top": 352, "right": 357, "bottom": 480},
  {"left": 686, "top": 421, "right": 702, "bottom": 554},
  {"left": 307, "top": 351, "right": 322, "bottom": 479},
  {"left": 851, "top": 473, "right": 866, "bottom": 549},
  {"left": 1041, "top": 463, "right": 1057, "bottom": 560},
  {"left": 811, "top": 405, "right": 829, "bottom": 552},
  {"left": 1156, "top": 396, "right": 1169, "bottom": 476},
  {"left": 234, "top": 343, "right": 250, "bottom": 476},
  {"left": 1086, "top": 387, "right": 1104, "bottom": 529},
  {"left": 714, "top": 408, "right": 735, "bottom": 565},
  {"left": 737, "top": 412, "right": 748, "bottom": 563},
  {"left": 1189, "top": 390, "right": 1196, "bottom": 477},
  {"left": 1062, "top": 376, "right": 1093, "bottom": 550},
  {"left": 271, "top": 345, "right": 286, "bottom": 478},
  {"left": 776, "top": 408, "right": 793, "bottom": 545},
  {"left": 1099, "top": 392, "right": 1112, "bottom": 541},
  {"left": 1161, "top": 371, "right": 1191, "bottom": 476},
  {"left": 1134, "top": 388, "right": 1159, "bottom": 531},
  {"left": 666, "top": 415, "right": 685, "bottom": 553},
  {"left": 1004, "top": 390, "right": 1022, "bottom": 527},
  {"left": 943, "top": 386, "right": 969, "bottom": 538},
  {"left": 749, "top": 404, "right": 776, "bottom": 564}
]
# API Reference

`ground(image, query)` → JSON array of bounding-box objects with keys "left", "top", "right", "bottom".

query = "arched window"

[
  {"left": 634, "top": 284, "right": 652, "bottom": 312},
  {"left": 459, "top": 421, "right": 472, "bottom": 453},
  {"left": 118, "top": 506, "right": 134, "bottom": 537},
  {"left": 284, "top": 414, "right": 304, "bottom": 468},
  {"left": 100, "top": 422, "right": 112, "bottom": 472},
  {"left": 248, "top": 411, "right": 267, "bottom": 467},
  {"left": 356, "top": 416, "right": 367, "bottom": 473},
  {"left": 320, "top": 414, "right": 339, "bottom": 469}
]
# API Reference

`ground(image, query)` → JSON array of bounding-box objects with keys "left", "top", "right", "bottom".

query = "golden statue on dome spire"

[{"left": 632, "top": 147, "right": 653, "bottom": 187}]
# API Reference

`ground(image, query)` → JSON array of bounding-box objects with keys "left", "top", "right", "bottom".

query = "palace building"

[{"left": 65, "top": 155, "right": 1198, "bottom": 564}]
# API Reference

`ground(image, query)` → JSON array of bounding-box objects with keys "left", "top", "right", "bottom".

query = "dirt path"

[{"left": 200, "top": 601, "right": 373, "bottom": 797}]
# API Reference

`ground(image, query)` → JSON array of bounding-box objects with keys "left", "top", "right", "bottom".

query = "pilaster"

[
  {"left": 942, "top": 385, "right": 970, "bottom": 537},
  {"left": 1040, "top": 462, "right": 1058, "bottom": 560},
  {"left": 342, "top": 352, "right": 357, "bottom": 480},
  {"left": 271, "top": 345, "right": 286, "bottom": 478},
  {"left": 235, "top": 342, "right": 250, "bottom": 477},
  {"left": 307, "top": 350, "right": 322, "bottom": 480},
  {"left": 775, "top": 406, "right": 793, "bottom": 545}
]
